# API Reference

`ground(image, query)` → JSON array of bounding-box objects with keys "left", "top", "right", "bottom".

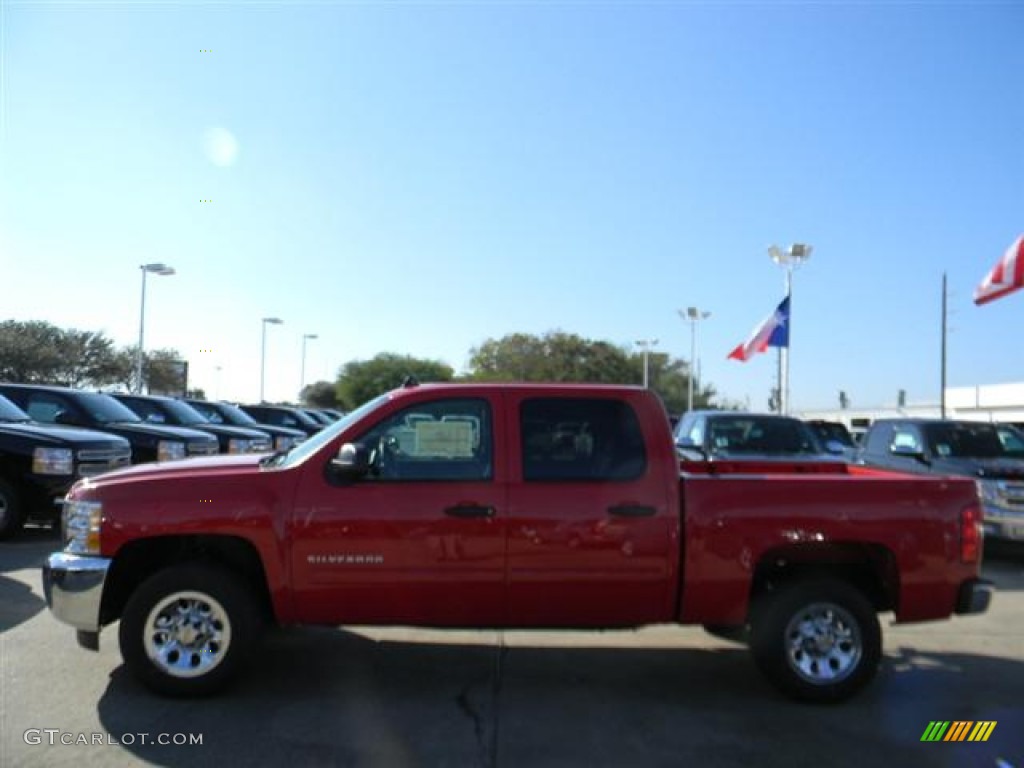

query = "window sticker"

[
  {"left": 414, "top": 421, "right": 475, "bottom": 457},
  {"left": 935, "top": 443, "right": 951, "bottom": 457}
]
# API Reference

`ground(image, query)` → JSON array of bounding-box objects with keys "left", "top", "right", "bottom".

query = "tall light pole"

[
  {"left": 768, "top": 243, "right": 812, "bottom": 415},
  {"left": 135, "top": 263, "right": 175, "bottom": 393},
  {"left": 260, "top": 317, "right": 283, "bottom": 403},
  {"left": 634, "top": 338, "right": 658, "bottom": 388},
  {"left": 941, "top": 272, "right": 948, "bottom": 419},
  {"left": 300, "top": 333, "right": 318, "bottom": 397},
  {"left": 679, "top": 307, "right": 711, "bottom": 413}
]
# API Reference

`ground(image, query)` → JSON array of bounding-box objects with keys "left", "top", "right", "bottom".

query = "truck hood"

[
  {"left": 78, "top": 452, "right": 265, "bottom": 487},
  {"left": 187, "top": 423, "right": 269, "bottom": 440},
  {"left": 0, "top": 422, "right": 128, "bottom": 448},
  {"left": 101, "top": 421, "right": 221, "bottom": 442},
  {"left": 931, "top": 457, "right": 1024, "bottom": 480}
]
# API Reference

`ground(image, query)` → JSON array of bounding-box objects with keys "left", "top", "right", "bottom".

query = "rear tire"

[
  {"left": 119, "top": 563, "right": 261, "bottom": 697},
  {"left": 0, "top": 478, "right": 25, "bottom": 540},
  {"left": 750, "top": 579, "right": 881, "bottom": 703}
]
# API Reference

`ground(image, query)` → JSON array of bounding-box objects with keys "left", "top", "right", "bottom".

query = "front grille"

[
  {"left": 78, "top": 448, "right": 131, "bottom": 462},
  {"left": 187, "top": 441, "right": 219, "bottom": 456},
  {"left": 1000, "top": 483, "right": 1024, "bottom": 507},
  {"left": 77, "top": 448, "right": 131, "bottom": 477}
]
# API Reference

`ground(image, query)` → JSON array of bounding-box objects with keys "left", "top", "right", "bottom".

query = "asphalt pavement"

[{"left": 2, "top": 526, "right": 1022, "bottom": 768}]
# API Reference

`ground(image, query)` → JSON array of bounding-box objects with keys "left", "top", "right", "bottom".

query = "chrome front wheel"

[
  {"left": 120, "top": 564, "right": 260, "bottom": 696},
  {"left": 143, "top": 591, "right": 233, "bottom": 679}
]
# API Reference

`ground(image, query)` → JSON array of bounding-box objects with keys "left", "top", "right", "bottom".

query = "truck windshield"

[
  {"left": 708, "top": 416, "right": 822, "bottom": 456},
  {"left": 925, "top": 423, "right": 1006, "bottom": 459},
  {"left": 213, "top": 402, "right": 260, "bottom": 425},
  {"left": 159, "top": 399, "right": 210, "bottom": 426},
  {"left": 809, "top": 422, "right": 854, "bottom": 447},
  {"left": 264, "top": 394, "right": 390, "bottom": 468},
  {"left": 0, "top": 394, "right": 31, "bottom": 422},
  {"left": 77, "top": 392, "right": 143, "bottom": 424}
]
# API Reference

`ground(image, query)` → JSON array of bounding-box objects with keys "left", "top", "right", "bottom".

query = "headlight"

[
  {"left": 250, "top": 438, "right": 272, "bottom": 453},
  {"left": 32, "top": 447, "right": 73, "bottom": 475},
  {"left": 274, "top": 436, "right": 294, "bottom": 451},
  {"left": 157, "top": 440, "right": 186, "bottom": 461},
  {"left": 63, "top": 500, "right": 102, "bottom": 554},
  {"left": 977, "top": 479, "right": 1009, "bottom": 509},
  {"left": 228, "top": 438, "right": 251, "bottom": 454}
]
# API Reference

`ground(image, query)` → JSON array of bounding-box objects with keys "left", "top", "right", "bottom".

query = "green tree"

[
  {"left": 336, "top": 353, "right": 454, "bottom": 409},
  {"left": 466, "top": 330, "right": 717, "bottom": 415},
  {"left": 53, "top": 329, "right": 123, "bottom": 388},
  {"left": 0, "top": 320, "right": 66, "bottom": 382},
  {"left": 0, "top": 320, "right": 126, "bottom": 387},
  {"left": 144, "top": 349, "right": 189, "bottom": 396},
  {"left": 300, "top": 380, "right": 340, "bottom": 408},
  {"left": 468, "top": 331, "right": 635, "bottom": 383}
]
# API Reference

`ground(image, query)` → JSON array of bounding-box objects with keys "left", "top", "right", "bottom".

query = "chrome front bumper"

[
  {"left": 42, "top": 552, "right": 110, "bottom": 633},
  {"left": 981, "top": 502, "right": 1024, "bottom": 542}
]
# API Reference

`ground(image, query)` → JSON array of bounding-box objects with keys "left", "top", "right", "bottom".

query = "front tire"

[
  {"left": 119, "top": 563, "right": 261, "bottom": 697},
  {"left": 750, "top": 580, "right": 881, "bottom": 703}
]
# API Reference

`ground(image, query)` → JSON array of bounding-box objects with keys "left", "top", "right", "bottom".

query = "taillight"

[{"left": 960, "top": 503, "right": 982, "bottom": 564}]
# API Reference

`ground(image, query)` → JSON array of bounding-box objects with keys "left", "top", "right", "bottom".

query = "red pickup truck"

[{"left": 44, "top": 383, "right": 992, "bottom": 703}]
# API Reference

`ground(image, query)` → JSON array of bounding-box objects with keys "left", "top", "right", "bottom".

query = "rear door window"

[{"left": 521, "top": 398, "right": 646, "bottom": 481}]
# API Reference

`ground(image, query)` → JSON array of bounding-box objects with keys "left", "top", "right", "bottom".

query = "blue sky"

[{"left": 1, "top": 1, "right": 1021, "bottom": 410}]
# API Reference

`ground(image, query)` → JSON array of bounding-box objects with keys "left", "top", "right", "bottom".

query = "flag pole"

[
  {"left": 769, "top": 244, "right": 812, "bottom": 416},
  {"left": 781, "top": 268, "right": 792, "bottom": 414}
]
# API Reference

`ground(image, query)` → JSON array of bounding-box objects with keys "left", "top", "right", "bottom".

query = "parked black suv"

[
  {"left": 856, "top": 418, "right": 1024, "bottom": 543},
  {"left": 183, "top": 399, "right": 306, "bottom": 451},
  {"left": 239, "top": 404, "right": 324, "bottom": 437},
  {"left": 0, "top": 384, "right": 219, "bottom": 464},
  {"left": 112, "top": 394, "right": 272, "bottom": 454},
  {"left": 0, "top": 393, "right": 131, "bottom": 538}
]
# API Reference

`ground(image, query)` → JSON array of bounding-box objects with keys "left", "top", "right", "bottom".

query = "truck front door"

[{"left": 290, "top": 394, "right": 507, "bottom": 626}]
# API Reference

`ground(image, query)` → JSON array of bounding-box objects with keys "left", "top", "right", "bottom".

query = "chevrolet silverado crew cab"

[
  {"left": 111, "top": 393, "right": 272, "bottom": 454},
  {"left": 43, "top": 384, "right": 991, "bottom": 703},
  {"left": 856, "top": 418, "right": 1024, "bottom": 543},
  {"left": 0, "top": 384, "right": 220, "bottom": 462},
  {"left": 0, "top": 393, "right": 130, "bottom": 538}
]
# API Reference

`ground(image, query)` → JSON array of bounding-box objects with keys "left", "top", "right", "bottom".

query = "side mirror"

[
  {"left": 675, "top": 438, "right": 707, "bottom": 459},
  {"left": 891, "top": 444, "right": 929, "bottom": 463},
  {"left": 330, "top": 442, "right": 371, "bottom": 479}
]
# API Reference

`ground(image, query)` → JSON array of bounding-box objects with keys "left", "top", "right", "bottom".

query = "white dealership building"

[{"left": 796, "top": 381, "right": 1024, "bottom": 427}]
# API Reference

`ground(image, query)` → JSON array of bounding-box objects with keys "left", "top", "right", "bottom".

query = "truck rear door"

[{"left": 504, "top": 393, "right": 678, "bottom": 626}]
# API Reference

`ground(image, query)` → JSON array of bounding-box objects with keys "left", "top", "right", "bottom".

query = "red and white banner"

[{"left": 975, "top": 235, "right": 1024, "bottom": 306}]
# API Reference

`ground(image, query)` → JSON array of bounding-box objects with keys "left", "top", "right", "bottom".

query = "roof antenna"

[{"left": 402, "top": 375, "right": 420, "bottom": 388}]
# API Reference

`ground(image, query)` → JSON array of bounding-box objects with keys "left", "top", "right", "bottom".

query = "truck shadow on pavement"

[
  {"left": 95, "top": 627, "right": 1024, "bottom": 768},
  {"left": 0, "top": 526, "right": 55, "bottom": 632}
]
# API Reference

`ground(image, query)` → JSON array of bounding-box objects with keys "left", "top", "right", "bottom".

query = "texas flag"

[
  {"left": 728, "top": 296, "right": 790, "bottom": 362},
  {"left": 974, "top": 235, "right": 1024, "bottom": 305}
]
